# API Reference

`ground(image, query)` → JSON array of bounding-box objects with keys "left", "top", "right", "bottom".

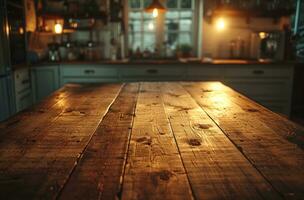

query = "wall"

[{"left": 202, "top": 16, "right": 291, "bottom": 59}]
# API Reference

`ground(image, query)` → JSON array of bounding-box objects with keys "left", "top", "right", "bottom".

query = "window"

[
  {"left": 128, "top": 0, "right": 195, "bottom": 57},
  {"left": 165, "top": 0, "right": 194, "bottom": 53},
  {"left": 128, "top": 0, "right": 155, "bottom": 52}
]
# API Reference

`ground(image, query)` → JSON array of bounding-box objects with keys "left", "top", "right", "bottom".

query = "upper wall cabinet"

[{"left": 204, "top": 0, "right": 295, "bottom": 18}]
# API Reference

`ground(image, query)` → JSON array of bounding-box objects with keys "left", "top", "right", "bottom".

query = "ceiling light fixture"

[{"left": 145, "top": 0, "right": 166, "bottom": 18}]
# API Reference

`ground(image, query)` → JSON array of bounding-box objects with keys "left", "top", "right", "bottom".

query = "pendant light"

[{"left": 145, "top": 0, "right": 166, "bottom": 18}]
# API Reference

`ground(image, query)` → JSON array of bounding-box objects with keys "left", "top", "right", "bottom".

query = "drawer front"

[
  {"left": 120, "top": 67, "right": 184, "bottom": 78},
  {"left": 15, "top": 89, "right": 32, "bottom": 112},
  {"left": 62, "top": 66, "right": 118, "bottom": 78},
  {"left": 224, "top": 67, "right": 292, "bottom": 78},
  {"left": 186, "top": 66, "right": 222, "bottom": 80},
  {"left": 187, "top": 67, "right": 220, "bottom": 77},
  {"left": 14, "top": 69, "right": 31, "bottom": 93}
]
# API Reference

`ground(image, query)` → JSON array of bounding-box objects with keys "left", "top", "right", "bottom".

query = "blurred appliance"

[
  {"left": 48, "top": 43, "right": 60, "bottom": 62},
  {"left": 250, "top": 31, "right": 285, "bottom": 61},
  {"left": 0, "top": 0, "right": 16, "bottom": 121},
  {"left": 6, "top": 0, "right": 27, "bottom": 66}
]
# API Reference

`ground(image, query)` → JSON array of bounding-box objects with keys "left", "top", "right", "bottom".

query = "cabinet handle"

[
  {"left": 84, "top": 69, "right": 95, "bottom": 74},
  {"left": 252, "top": 70, "right": 265, "bottom": 75},
  {"left": 146, "top": 69, "right": 158, "bottom": 74},
  {"left": 22, "top": 79, "right": 30, "bottom": 84}
]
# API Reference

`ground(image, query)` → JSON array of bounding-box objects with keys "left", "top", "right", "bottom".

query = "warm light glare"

[
  {"left": 210, "top": 82, "right": 223, "bottom": 91},
  {"left": 259, "top": 32, "right": 267, "bottom": 39},
  {"left": 216, "top": 18, "right": 226, "bottom": 31},
  {"left": 211, "top": 94, "right": 231, "bottom": 107},
  {"left": 148, "top": 22, "right": 154, "bottom": 30},
  {"left": 19, "top": 27, "right": 24, "bottom": 34},
  {"left": 54, "top": 23, "right": 63, "bottom": 34},
  {"left": 5, "top": 25, "right": 9, "bottom": 35},
  {"left": 152, "top": 8, "right": 158, "bottom": 18}
]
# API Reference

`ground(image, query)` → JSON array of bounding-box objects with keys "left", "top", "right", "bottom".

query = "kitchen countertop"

[
  {"left": 31, "top": 59, "right": 296, "bottom": 67},
  {"left": 0, "top": 82, "right": 303, "bottom": 199}
]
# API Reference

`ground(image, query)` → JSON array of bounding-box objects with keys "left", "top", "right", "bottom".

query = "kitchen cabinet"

[
  {"left": 221, "top": 65, "right": 294, "bottom": 116},
  {"left": 0, "top": 77, "right": 11, "bottom": 121},
  {"left": 61, "top": 65, "right": 119, "bottom": 84},
  {"left": 13, "top": 68, "right": 32, "bottom": 112},
  {"left": 185, "top": 65, "right": 223, "bottom": 81},
  {"left": 35, "top": 62, "right": 294, "bottom": 116},
  {"left": 31, "top": 65, "right": 60, "bottom": 102},
  {"left": 119, "top": 65, "right": 186, "bottom": 81},
  {"left": 185, "top": 64, "right": 293, "bottom": 116}
]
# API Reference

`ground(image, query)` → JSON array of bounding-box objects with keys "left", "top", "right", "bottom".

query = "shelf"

[
  {"left": 209, "top": 7, "right": 294, "bottom": 18},
  {"left": 37, "top": 11, "right": 107, "bottom": 20},
  {"left": 36, "top": 29, "right": 75, "bottom": 35}
]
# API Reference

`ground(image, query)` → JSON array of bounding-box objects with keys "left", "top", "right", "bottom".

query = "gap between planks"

[
  {"left": 0, "top": 84, "right": 124, "bottom": 199},
  {"left": 181, "top": 81, "right": 304, "bottom": 199},
  {"left": 56, "top": 83, "right": 127, "bottom": 199},
  {"left": 121, "top": 82, "right": 195, "bottom": 200},
  {"left": 160, "top": 82, "right": 282, "bottom": 199}
]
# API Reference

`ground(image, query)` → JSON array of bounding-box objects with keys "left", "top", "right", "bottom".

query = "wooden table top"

[{"left": 0, "top": 82, "right": 303, "bottom": 200}]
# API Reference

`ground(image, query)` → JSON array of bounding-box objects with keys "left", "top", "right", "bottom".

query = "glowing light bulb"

[
  {"left": 19, "top": 27, "right": 24, "bottom": 34},
  {"left": 54, "top": 23, "right": 63, "bottom": 34},
  {"left": 148, "top": 22, "right": 154, "bottom": 30},
  {"left": 259, "top": 32, "right": 267, "bottom": 39},
  {"left": 216, "top": 18, "right": 226, "bottom": 31},
  {"left": 152, "top": 8, "right": 158, "bottom": 18}
]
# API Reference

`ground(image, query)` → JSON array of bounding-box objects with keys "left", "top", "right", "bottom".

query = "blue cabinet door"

[
  {"left": 0, "top": 76, "right": 11, "bottom": 121},
  {"left": 31, "top": 66, "right": 60, "bottom": 102}
]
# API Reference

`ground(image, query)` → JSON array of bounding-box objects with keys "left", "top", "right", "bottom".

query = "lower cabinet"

[
  {"left": 221, "top": 65, "right": 294, "bottom": 116},
  {"left": 119, "top": 65, "right": 186, "bottom": 81},
  {"left": 30, "top": 63, "right": 294, "bottom": 116},
  {"left": 31, "top": 65, "right": 60, "bottom": 102},
  {"left": 0, "top": 76, "right": 12, "bottom": 121},
  {"left": 14, "top": 68, "right": 32, "bottom": 112},
  {"left": 61, "top": 65, "right": 119, "bottom": 84}
]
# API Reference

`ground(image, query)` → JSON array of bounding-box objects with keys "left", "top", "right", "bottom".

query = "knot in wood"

[{"left": 188, "top": 139, "right": 201, "bottom": 146}]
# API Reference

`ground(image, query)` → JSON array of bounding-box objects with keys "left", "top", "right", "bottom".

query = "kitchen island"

[{"left": 0, "top": 82, "right": 303, "bottom": 199}]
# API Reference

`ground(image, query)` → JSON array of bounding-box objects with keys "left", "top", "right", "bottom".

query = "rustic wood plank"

[
  {"left": 182, "top": 81, "right": 304, "bottom": 199},
  {"left": 0, "top": 83, "right": 123, "bottom": 199},
  {"left": 58, "top": 83, "right": 140, "bottom": 200},
  {"left": 217, "top": 83, "right": 304, "bottom": 148},
  {"left": 122, "top": 83, "right": 194, "bottom": 200},
  {"left": 161, "top": 82, "right": 282, "bottom": 200},
  {"left": 0, "top": 85, "right": 76, "bottom": 139}
]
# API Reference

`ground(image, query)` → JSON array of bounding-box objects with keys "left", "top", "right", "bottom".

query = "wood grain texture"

[
  {"left": 0, "top": 84, "right": 123, "bottom": 199},
  {"left": 122, "top": 83, "right": 194, "bottom": 200},
  {"left": 220, "top": 83, "right": 304, "bottom": 148},
  {"left": 161, "top": 82, "right": 281, "bottom": 200},
  {"left": 59, "top": 83, "right": 140, "bottom": 200},
  {"left": 182, "top": 81, "right": 304, "bottom": 199},
  {"left": 0, "top": 82, "right": 303, "bottom": 200}
]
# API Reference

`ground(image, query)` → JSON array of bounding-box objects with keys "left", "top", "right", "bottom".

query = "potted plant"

[{"left": 176, "top": 44, "right": 193, "bottom": 58}]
